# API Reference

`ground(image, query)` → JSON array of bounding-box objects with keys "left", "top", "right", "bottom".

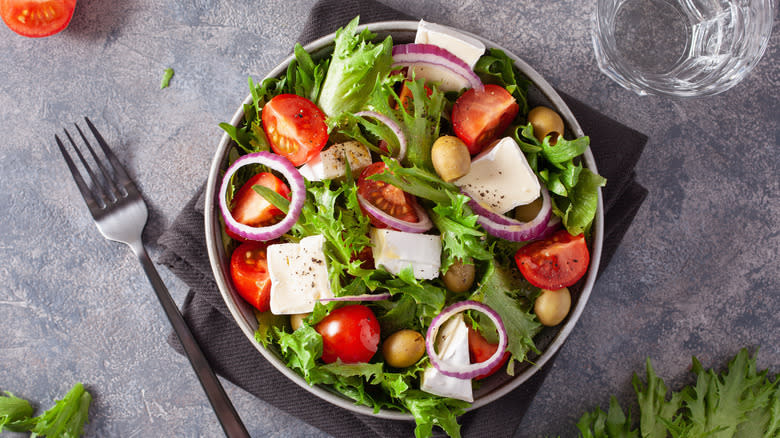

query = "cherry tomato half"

[
  {"left": 228, "top": 172, "right": 291, "bottom": 241},
  {"left": 0, "top": 0, "right": 76, "bottom": 38},
  {"left": 468, "top": 326, "right": 510, "bottom": 380},
  {"left": 230, "top": 241, "right": 272, "bottom": 312},
  {"left": 357, "top": 162, "right": 419, "bottom": 229},
  {"left": 514, "top": 229, "right": 590, "bottom": 290},
  {"left": 315, "top": 305, "right": 380, "bottom": 364},
  {"left": 452, "top": 84, "right": 519, "bottom": 155},
  {"left": 261, "top": 94, "right": 328, "bottom": 166}
]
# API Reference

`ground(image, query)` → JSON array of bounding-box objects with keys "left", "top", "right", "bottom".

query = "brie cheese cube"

[
  {"left": 454, "top": 137, "right": 541, "bottom": 214},
  {"left": 369, "top": 228, "right": 441, "bottom": 280},
  {"left": 298, "top": 141, "right": 372, "bottom": 181},
  {"left": 420, "top": 313, "right": 474, "bottom": 402},
  {"left": 268, "top": 235, "right": 333, "bottom": 315},
  {"left": 415, "top": 20, "right": 486, "bottom": 69}
]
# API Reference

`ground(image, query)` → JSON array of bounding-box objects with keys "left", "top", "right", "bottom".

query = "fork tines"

[{"left": 55, "top": 117, "right": 133, "bottom": 212}]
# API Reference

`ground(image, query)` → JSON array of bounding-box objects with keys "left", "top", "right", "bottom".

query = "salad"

[{"left": 217, "top": 17, "right": 606, "bottom": 438}]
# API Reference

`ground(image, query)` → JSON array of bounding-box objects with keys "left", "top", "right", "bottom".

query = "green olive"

[
  {"left": 442, "top": 258, "right": 476, "bottom": 293},
  {"left": 431, "top": 136, "right": 471, "bottom": 182},
  {"left": 290, "top": 313, "right": 310, "bottom": 331},
  {"left": 527, "top": 106, "right": 565, "bottom": 144},
  {"left": 534, "top": 287, "right": 571, "bottom": 326},
  {"left": 382, "top": 329, "right": 426, "bottom": 368},
  {"left": 514, "top": 196, "right": 544, "bottom": 222}
]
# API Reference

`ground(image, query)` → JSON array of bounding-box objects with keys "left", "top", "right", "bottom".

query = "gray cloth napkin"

[{"left": 157, "top": 1, "right": 648, "bottom": 437}]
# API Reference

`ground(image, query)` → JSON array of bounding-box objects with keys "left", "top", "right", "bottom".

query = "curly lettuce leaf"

[
  {"left": 429, "top": 191, "right": 492, "bottom": 271},
  {"left": 513, "top": 123, "right": 606, "bottom": 235},
  {"left": 474, "top": 48, "right": 531, "bottom": 115},
  {"left": 365, "top": 75, "right": 447, "bottom": 171},
  {"left": 576, "top": 348, "right": 779, "bottom": 438},
  {"left": 470, "top": 261, "right": 541, "bottom": 365},
  {"left": 403, "top": 390, "right": 470, "bottom": 438},
  {"left": 0, "top": 391, "right": 33, "bottom": 432},
  {"left": 576, "top": 397, "right": 639, "bottom": 438},
  {"left": 554, "top": 168, "right": 606, "bottom": 235},
  {"left": 317, "top": 16, "right": 393, "bottom": 118}
]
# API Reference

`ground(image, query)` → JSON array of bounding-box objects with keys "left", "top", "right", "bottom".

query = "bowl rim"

[{"left": 204, "top": 20, "right": 604, "bottom": 421}]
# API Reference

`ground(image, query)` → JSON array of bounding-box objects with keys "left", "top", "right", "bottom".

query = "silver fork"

[{"left": 55, "top": 117, "right": 250, "bottom": 438}]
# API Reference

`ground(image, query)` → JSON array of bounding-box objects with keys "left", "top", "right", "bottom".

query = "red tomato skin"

[
  {"left": 315, "top": 305, "right": 380, "bottom": 364},
  {"left": 357, "top": 162, "right": 419, "bottom": 229},
  {"left": 0, "top": 0, "right": 76, "bottom": 38},
  {"left": 230, "top": 241, "right": 272, "bottom": 312},
  {"left": 514, "top": 229, "right": 590, "bottom": 290},
  {"left": 467, "top": 327, "right": 510, "bottom": 380},
  {"left": 452, "top": 84, "right": 519, "bottom": 155},
  {"left": 229, "top": 172, "right": 291, "bottom": 234},
  {"left": 261, "top": 94, "right": 328, "bottom": 166}
]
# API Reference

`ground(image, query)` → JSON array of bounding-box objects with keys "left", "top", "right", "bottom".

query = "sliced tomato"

[
  {"left": 514, "top": 229, "right": 590, "bottom": 290},
  {"left": 230, "top": 241, "right": 272, "bottom": 312},
  {"left": 228, "top": 172, "right": 291, "bottom": 240},
  {"left": 0, "top": 0, "right": 76, "bottom": 38},
  {"left": 357, "top": 162, "right": 419, "bottom": 229},
  {"left": 452, "top": 84, "right": 519, "bottom": 155},
  {"left": 261, "top": 94, "right": 328, "bottom": 166},
  {"left": 315, "top": 305, "right": 380, "bottom": 364},
  {"left": 467, "top": 326, "right": 510, "bottom": 380}
]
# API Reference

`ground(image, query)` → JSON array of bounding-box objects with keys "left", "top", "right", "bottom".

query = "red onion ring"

[
  {"left": 537, "top": 216, "right": 562, "bottom": 240},
  {"left": 468, "top": 185, "right": 553, "bottom": 242},
  {"left": 219, "top": 151, "right": 305, "bottom": 241},
  {"left": 319, "top": 292, "right": 392, "bottom": 303},
  {"left": 426, "top": 301, "right": 507, "bottom": 379},
  {"left": 354, "top": 111, "right": 407, "bottom": 161},
  {"left": 357, "top": 193, "right": 433, "bottom": 233},
  {"left": 391, "top": 44, "right": 484, "bottom": 91}
]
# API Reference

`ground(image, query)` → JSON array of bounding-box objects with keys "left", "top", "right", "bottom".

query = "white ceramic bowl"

[{"left": 205, "top": 20, "right": 604, "bottom": 420}]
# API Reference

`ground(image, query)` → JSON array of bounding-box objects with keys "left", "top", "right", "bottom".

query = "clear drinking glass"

[{"left": 592, "top": 0, "right": 775, "bottom": 97}]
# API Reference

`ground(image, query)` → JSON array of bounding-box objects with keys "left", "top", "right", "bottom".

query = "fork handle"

[{"left": 130, "top": 241, "right": 250, "bottom": 438}]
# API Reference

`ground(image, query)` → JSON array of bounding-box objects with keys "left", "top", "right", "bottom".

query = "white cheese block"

[
  {"left": 268, "top": 235, "right": 333, "bottom": 315},
  {"left": 369, "top": 228, "right": 441, "bottom": 280},
  {"left": 298, "top": 141, "right": 372, "bottom": 181},
  {"left": 420, "top": 313, "right": 474, "bottom": 402},
  {"left": 415, "top": 20, "right": 486, "bottom": 69},
  {"left": 454, "top": 137, "right": 540, "bottom": 214}
]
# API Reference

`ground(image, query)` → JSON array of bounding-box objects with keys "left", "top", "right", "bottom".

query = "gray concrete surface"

[{"left": 0, "top": 0, "right": 777, "bottom": 437}]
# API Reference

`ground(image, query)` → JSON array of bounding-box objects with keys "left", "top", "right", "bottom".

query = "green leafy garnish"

[
  {"left": 0, "top": 391, "right": 33, "bottom": 432},
  {"left": 514, "top": 123, "right": 606, "bottom": 235},
  {"left": 317, "top": 16, "right": 393, "bottom": 118},
  {"left": 576, "top": 348, "right": 780, "bottom": 438},
  {"left": 160, "top": 68, "right": 174, "bottom": 89},
  {"left": 474, "top": 48, "right": 531, "bottom": 115},
  {"left": 471, "top": 261, "right": 541, "bottom": 366},
  {"left": 0, "top": 383, "right": 92, "bottom": 437},
  {"left": 365, "top": 76, "right": 447, "bottom": 172}
]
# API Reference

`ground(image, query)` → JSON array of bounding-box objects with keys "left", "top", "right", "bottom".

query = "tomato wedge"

[
  {"left": 0, "top": 0, "right": 76, "bottom": 38},
  {"left": 514, "top": 229, "right": 590, "bottom": 289},
  {"left": 230, "top": 241, "right": 272, "bottom": 312},
  {"left": 467, "top": 326, "right": 510, "bottom": 380},
  {"left": 452, "top": 84, "right": 519, "bottom": 155},
  {"left": 228, "top": 172, "right": 291, "bottom": 241},
  {"left": 357, "top": 162, "right": 419, "bottom": 229},
  {"left": 261, "top": 94, "right": 328, "bottom": 166},
  {"left": 315, "top": 305, "right": 380, "bottom": 364}
]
